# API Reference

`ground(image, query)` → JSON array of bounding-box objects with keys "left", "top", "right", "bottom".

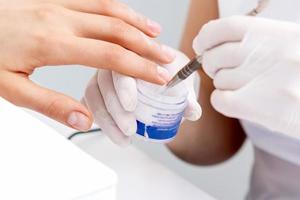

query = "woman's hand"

[
  {"left": 193, "top": 16, "right": 300, "bottom": 136},
  {"left": 0, "top": 0, "right": 176, "bottom": 131},
  {"left": 83, "top": 50, "right": 202, "bottom": 145}
]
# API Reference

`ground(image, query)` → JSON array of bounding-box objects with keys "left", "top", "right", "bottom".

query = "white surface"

[
  {"left": 0, "top": 98, "right": 117, "bottom": 200},
  {"left": 26, "top": 110, "right": 215, "bottom": 200},
  {"left": 72, "top": 134, "right": 215, "bottom": 200}
]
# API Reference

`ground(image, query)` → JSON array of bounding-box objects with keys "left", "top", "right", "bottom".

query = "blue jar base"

[
  {"left": 134, "top": 133, "right": 175, "bottom": 143},
  {"left": 135, "top": 120, "right": 179, "bottom": 143}
]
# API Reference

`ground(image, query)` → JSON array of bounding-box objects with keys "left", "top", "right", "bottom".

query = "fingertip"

[
  {"left": 192, "top": 34, "right": 203, "bottom": 55},
  {"left": 128, "top": 116, "right": 137, "bottom": 136},
  {"left": 146, "top": 18, "right": 162, "bottom": 36},
  {"left": 193, "top": 16, "right": 248, "bottom": 54},
  {"left": 161, "top": 45, "right": 177, "bottom": 63},
  {"left": 184, "top": 100, "right": 202, "bottom": 121},
  {"left": 157, "top": 66, "right": 171, "bottom": 83},
  {"left": 210, "top": 90, "right": 235, "bottom": 115},
  {"left": 67, "top": 111, "right": 93, "bottom": 132}
]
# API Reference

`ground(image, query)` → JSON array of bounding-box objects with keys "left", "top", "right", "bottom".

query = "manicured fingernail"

[
  {"left": 67, "top": 112, "right": 90, "bottom": 131},
  {"left": 161, "top": 45, "right": 177, "bottom": 61},
  {"left": 157, "top": 66, "right": 171, "bottom": 82},
  {"left": 147, "top": 19, "right": 162, "bottom": 35}
]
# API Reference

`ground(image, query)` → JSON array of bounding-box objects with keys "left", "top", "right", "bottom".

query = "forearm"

[{"left": 167, "top": 0, "right": 245, "bottom": 165}]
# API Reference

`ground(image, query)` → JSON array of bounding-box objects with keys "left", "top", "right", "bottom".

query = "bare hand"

[{"left": 0, "top": 0, "right": 175, "bottom": 131}]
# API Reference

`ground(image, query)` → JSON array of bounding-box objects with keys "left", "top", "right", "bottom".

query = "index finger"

[{"left": 41, "top": 36, "right": 171, "bottom": 85}]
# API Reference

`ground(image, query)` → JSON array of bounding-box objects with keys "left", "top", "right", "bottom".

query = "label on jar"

[{"left": 135, "top": 110, "right": 184, "bottom": 141}]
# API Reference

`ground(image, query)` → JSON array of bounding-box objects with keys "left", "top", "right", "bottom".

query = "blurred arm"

[{"left": 167, "top": 0, "right": 246, "bottom": 165}]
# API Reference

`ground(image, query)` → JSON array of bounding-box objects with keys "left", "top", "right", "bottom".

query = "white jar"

[{"left": 134, "top": 80, "right": 188, "bottom": 143}]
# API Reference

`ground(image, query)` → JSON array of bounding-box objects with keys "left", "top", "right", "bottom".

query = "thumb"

[{"left": 0, "top": 72, "right": 93, "bottom": 131}]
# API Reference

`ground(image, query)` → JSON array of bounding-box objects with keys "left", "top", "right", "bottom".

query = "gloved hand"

[
  {"left": 193, "top": 16, "right": 300, "bottom": 136},
  {"left": 83, "top": 50, "right": 202, "bottom": 145}
]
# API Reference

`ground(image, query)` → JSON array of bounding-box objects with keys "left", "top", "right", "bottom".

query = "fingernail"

[
  {"left": 147, "top": 19, "right": 162, "bottom": 35},
  {"left": 67, "top": 112, "right": 90, "bottom": 131},
  {"left": 161, "top": 45, "right": 177, "bottom": 61},
  {"left": 157, "top": 66, "right": 171, "bottom": 82}
]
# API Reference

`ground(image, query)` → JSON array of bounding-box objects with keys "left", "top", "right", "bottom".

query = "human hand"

[
  {"left": 0, "top": 0, "right": 175, "bottom": 131},
  {"left": 193, "top": 16, "right": 300, "bottom": 136},
  {"left": 83, "top": 50, "right": 202, "bottom": 145}
]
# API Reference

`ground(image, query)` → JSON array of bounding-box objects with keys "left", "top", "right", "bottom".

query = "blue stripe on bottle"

[{"left": 136, "top": 120, "right": 180, "bottom": 140}]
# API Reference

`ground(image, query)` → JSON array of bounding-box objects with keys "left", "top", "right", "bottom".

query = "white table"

[
  {"left": 27, "top": 110, "right": 215, "bottom": 200},
  {"left": 24, "top": 104, "right": 214, "bottom": 200},
  {"left": 71, "top": 134, "right": 215, "bottom": 200},
  {"left": 0, "top": 98, "right": 117, "bottom": 200}
]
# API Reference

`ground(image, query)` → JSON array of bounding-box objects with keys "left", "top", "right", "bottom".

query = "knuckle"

[
  {"left": 31, "top": 33, "right": 60, "bottom": 65},
  {"left": 104, "top": 45, "right": 125, "bottom": 65},
  {"left": 109, "top": 18, "right": 128, "bottom": 36},
  {"left": 42, "top": 97, "right": 65, "bottom": 119},
  {"left": 28, "top": 32, "right": 49, "bottom": 66},
  {"left": 100, "top": 0, "right": 116, "bottom": 14},
  {"left": 139, "top": 60, "right": 156, "bottom": 80},
  {"left": 35, "top": 4, "right": 63, "bottom": 20}
]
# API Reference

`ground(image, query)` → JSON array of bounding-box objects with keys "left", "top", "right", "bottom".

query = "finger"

[
  {"left": 163, "top": 50, "right": 191, "bottom": 75},
  {"left": 0, "top": 71, "right": 92, "bottom": 131},
  {"left": 193, "top": 16, "right": 253, "bottom": 54},
  {"left": 202, "top": 42, "right": 242, "bottom": 78},
  {"left": 112, "top": 71, "right": 137, "bottom": 112},
  {"left": 210, "top": 89, "right": 239, "bottom": 119},
  {"left": 41, "top": 36, "right": 171, "bottom": 85},
  {"left": 184, "top": 97, "right": 202, "bottom": 121},
  {"left": 83, "top": 73, "right": 130, "bottom": 146},
  {"left": 70, "top": 12, "right": 175, "bottom": 64},
  {"left": 183, "top": 75, "right": 202, "bottom": 121},
  {"left": 213, "top": 68, "right": 246, "bottom": 90},
  {"left": 57, "top": 0, "right": 161, "bottom": 37},
  {"left": 213, "top": 39, "right": 277, "bottom": 90},
  {"left": 98, "top": 70, "right": 137, "bottom": 136}
]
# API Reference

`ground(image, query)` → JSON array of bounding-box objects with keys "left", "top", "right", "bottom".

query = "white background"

[{"left": 31, "top": 1, "right": 254, "bottom": 199}]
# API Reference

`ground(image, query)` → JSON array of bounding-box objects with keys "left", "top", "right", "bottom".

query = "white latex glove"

[
  {"left": 83, "top": 50, "right": 202, "bottom": 145},
  {"left": 193, "top": 16, "right": 300, "bottom": 136}
]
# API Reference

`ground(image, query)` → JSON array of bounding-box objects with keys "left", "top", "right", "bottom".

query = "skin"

[
  {"left": 0, "top": 0, "right": 176, "bottom": 132},
  {"left": 167, "top": 0, "right": 246, "bottom": 165}
]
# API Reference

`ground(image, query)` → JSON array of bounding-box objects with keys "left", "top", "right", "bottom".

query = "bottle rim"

[{"left": 137, "top": 81, "right": 188, "bottom": 105}]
